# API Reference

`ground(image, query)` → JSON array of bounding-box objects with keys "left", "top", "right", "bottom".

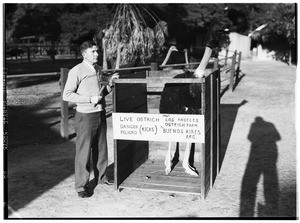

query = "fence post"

[
  {"left": 27, "top": 46, "right": 31, "bottom": 62},
  {"left": 150, "top": 62, "right": 158, "bottom": 71},
  {"left": 236, "top": 51, "right": 242, "bottom": 84},
  {"left": 60, "top": 68, "right": 69, "bottom": 139},
  {"left": 214, "top": 57, "right": 219, "bottom": 70},
  {"left": 229, "top": 51, "right": 237, "bottom": 92},
  {"left": 224, "top": 48, "right": 229, "bottom": 65}
]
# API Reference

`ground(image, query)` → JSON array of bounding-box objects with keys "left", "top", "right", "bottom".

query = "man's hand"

[
  {"left": 90, "top": 95, "right": 102, "bottom": 104},
  {"left": 108, "top": 73, "right": 119, "bottom": 86}
]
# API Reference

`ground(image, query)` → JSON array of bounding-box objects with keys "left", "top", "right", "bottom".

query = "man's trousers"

[{"left": 74, "top": 110, "right": 108, "bottom": 192}]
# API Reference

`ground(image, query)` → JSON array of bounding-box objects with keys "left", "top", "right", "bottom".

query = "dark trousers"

[{"left": 74, "top": 110, "right": 108, "bottom": 192}]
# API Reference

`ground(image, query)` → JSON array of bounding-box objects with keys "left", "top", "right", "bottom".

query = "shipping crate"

[{"left": 112, "top": 69, "right": 220, "bottom": 198}]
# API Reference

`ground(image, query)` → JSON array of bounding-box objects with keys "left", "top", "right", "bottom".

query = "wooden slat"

[
  {"left": 200, "top": 79, "right": 206, "bottom": 197},
  {"left": 116, "top": 140, "right": 149, "bottom": 187},
  {"left": 159, "top": 59, "right": 215, "bottom": 69},
  {"left": 210, "top": 74, "right": 214, "bottom": 188},
  {"left": 115, "top": 98, "right": 147, "bottom": 113},
  {"left": 117, "top": 147, "right": 148, "bottom": 172},
  {"left": 114, "top": 77, "right": 204, "bottom": 84},
  {"left": 102, "top": 65, "right": 151, "bottom": 73},
  {"left": 114, "top": 81, "right": 149, "bottom": 189},
  {"left": 7, "top": 72, "right": 60, "bottom": 78},
  {"left": 204, "top": 71, "right": 212, "bottom": 200},
  {"left": 147, "top": 108, "right": 159, "bottom": 114},
  {"left": 212, "top": 120, "right": 218, "bottom": 186},
  {"left": 216, "top": 69, "right": 221, "bottom": 174},
  {"left": 120, "top": 182, "right": 201, "bottom": 195},
  {"left": 134, "top": 159, "right": 201, "bottom": 176},
  {"left": 115, "top": 83, "right": 146, "bottom": 101},
  {"left": 119, "top": 70, "right": 147, "bottom": 79},
  {"left": 119, "top": 159, "right": 201, "bottom": 195},
  {"left": 115, "top": 83, "right": 147, "bottom": 113},
  {"left": 147, "top": 95, "right": 161, "bottom": 108},
  {"left": 205, "top": 76, "right": 211, "bottom": 136},
  {"left": 124, "top": 169, "right": 201, "bottom": 186},
  {"left": 116, "top": 140, "right": 146, "bottom": 154},
  {"left": 211, "top": 72, "right": 218, "bottom": 187},
  {"left": 148, "top": 70, "right": 187, "bottom": 77},
  {"left": 204, "top": 139, "right": 211, "bottom": 198}
]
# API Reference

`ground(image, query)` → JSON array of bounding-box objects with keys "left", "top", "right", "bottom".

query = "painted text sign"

[{"left": 112, "top": 113, "right": 204, "bottom": 143}]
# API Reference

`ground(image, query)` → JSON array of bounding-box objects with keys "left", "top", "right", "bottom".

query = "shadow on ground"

[
  {"left": 219, "top": 100, "right": 248, "bottom": 171},
  {"left": 7, "top": 91, "right": 76, "bottom": 217},
  {"left": 8, "top": 94, "right": 69, "bottom": 149},
  {"left": 7, "top": 75, "right": 60, "bottom": 89},
  {"left": 7, "top": 140, "right": 75, "bottom": 216},
  {"left": 239, "top": 117, "right": 296, "bottom": 218},
  {"left": 240, "top": 116, "right": 280, "bottom": 217},
  {"left": 220, "top": 69, "right": 246, "bottom": 98},
  {"left": 7, "top": 78, "right": 115, "bottom": 217}
]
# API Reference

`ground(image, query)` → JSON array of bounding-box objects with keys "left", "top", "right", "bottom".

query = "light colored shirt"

[
  {"left": 63, "top": 60, "right": 111, "bottom": 113},
  {"left": 83, "top": 60, "right": 96, "bottom": 72}
]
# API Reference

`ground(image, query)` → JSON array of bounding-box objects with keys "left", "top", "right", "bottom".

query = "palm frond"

[{"left": 102, "top": 4, "right": 167, "bottom": 66}]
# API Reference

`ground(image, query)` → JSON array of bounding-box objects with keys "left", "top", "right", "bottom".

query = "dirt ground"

[{"left": 6, "top": 59, "right": 297, "bottom": 219}]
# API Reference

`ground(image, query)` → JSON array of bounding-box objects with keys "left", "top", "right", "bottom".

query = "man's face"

[{"left": 83, "top": 45, "right": 99, "bottom": 64}]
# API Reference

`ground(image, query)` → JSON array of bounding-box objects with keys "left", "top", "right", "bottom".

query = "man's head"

[{"left": 80, "top": 41, "right": 99, "bottom": 65}]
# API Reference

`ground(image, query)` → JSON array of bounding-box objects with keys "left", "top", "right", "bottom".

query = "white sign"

[{"left": 112, "top": 113, "right": 204, "bottom": 143}]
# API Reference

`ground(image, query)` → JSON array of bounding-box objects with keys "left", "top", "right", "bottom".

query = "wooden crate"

[{"left": 112, "top": 69, "right": 220, "bottom": 198}]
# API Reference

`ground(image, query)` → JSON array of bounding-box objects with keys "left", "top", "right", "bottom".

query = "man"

[{"left": 63, "top": 40, "right": 118, "bottom": 198}]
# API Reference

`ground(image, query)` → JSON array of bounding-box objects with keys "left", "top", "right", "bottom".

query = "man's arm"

[
  {"left": 63, "top": 68, "right": 91, "bottom": 103},
  {"left": 102, "top": 73, "right": 119, "bottom": 96}
]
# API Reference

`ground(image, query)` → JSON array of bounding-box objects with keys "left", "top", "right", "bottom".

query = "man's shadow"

[{"left": 240, "top": 117, "right": 280, "bottom": 217}]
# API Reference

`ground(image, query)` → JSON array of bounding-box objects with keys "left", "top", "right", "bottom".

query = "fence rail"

[
  {"left": 216, "top": 49, "right": 242, "bottom": 92},
  {"left": 6, "top": 44, "right": 80, "bottom": 62},
  {"left": 6, "top": 72, "right": 60, "bottom": 79}
]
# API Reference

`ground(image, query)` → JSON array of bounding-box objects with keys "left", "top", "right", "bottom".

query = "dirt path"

[{"left": 7, "top": 59, "right": 296, "bottom": 218}]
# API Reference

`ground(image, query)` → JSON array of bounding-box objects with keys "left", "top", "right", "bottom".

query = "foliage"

[
  {"left": 223, "top": 3, "right": 295, "bottom": 46},
  {"left": 148, "top": 4, "right": 232, "bottom": 50},
  {"left": 181, "top": 4, "right": 232, "bottom": 29},
  {"left": 221, "top": 3, "right": 296, "bottom": 63},
  {"left": 6, "top": 4, "right": 111, "bottom": 44},
  {"left": 9, "top": 4, "right": 63, "bottom": 42},
  {"left": 59, "top": 4, "right": 111, "bottom": 44},
  {"left": 4, "top": 4, "right": 18, "bottom": 30},
  {"left": 102, "top": 4, "right": 168, "bottom": 65},
  {"left": 5, "top": 3, "right": 296, "bottom": 64},
  {"left": 224, "top": 4, "right": 266, "bottom": 34},
  {"left": 257, "top": 4, "right": 296, "bottom": 63},
  {"left": 263, "top": 4, "right": 296, "bottom": 45}
]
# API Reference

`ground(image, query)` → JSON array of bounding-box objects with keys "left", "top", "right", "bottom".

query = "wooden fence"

[
  {"left": 215, "top": 49, "right": 242, "bottom": 92},
  {"left": 6, "top": 44, "right": 80, "bottom": 62}
]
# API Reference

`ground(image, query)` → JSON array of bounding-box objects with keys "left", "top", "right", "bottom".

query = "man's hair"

[{"left": 80, "top": 40, "right": 97, "bottom": 53}]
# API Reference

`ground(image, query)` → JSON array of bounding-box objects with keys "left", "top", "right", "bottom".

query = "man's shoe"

[
  {"left": 77, "top": 190, "right": 91, "bottom": 198},
  {"left": 99, "top": 178, "right": 114, "bottom": 185},
  {"left": 104, "top": 179, "right": 114, "bottom": 185}
]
